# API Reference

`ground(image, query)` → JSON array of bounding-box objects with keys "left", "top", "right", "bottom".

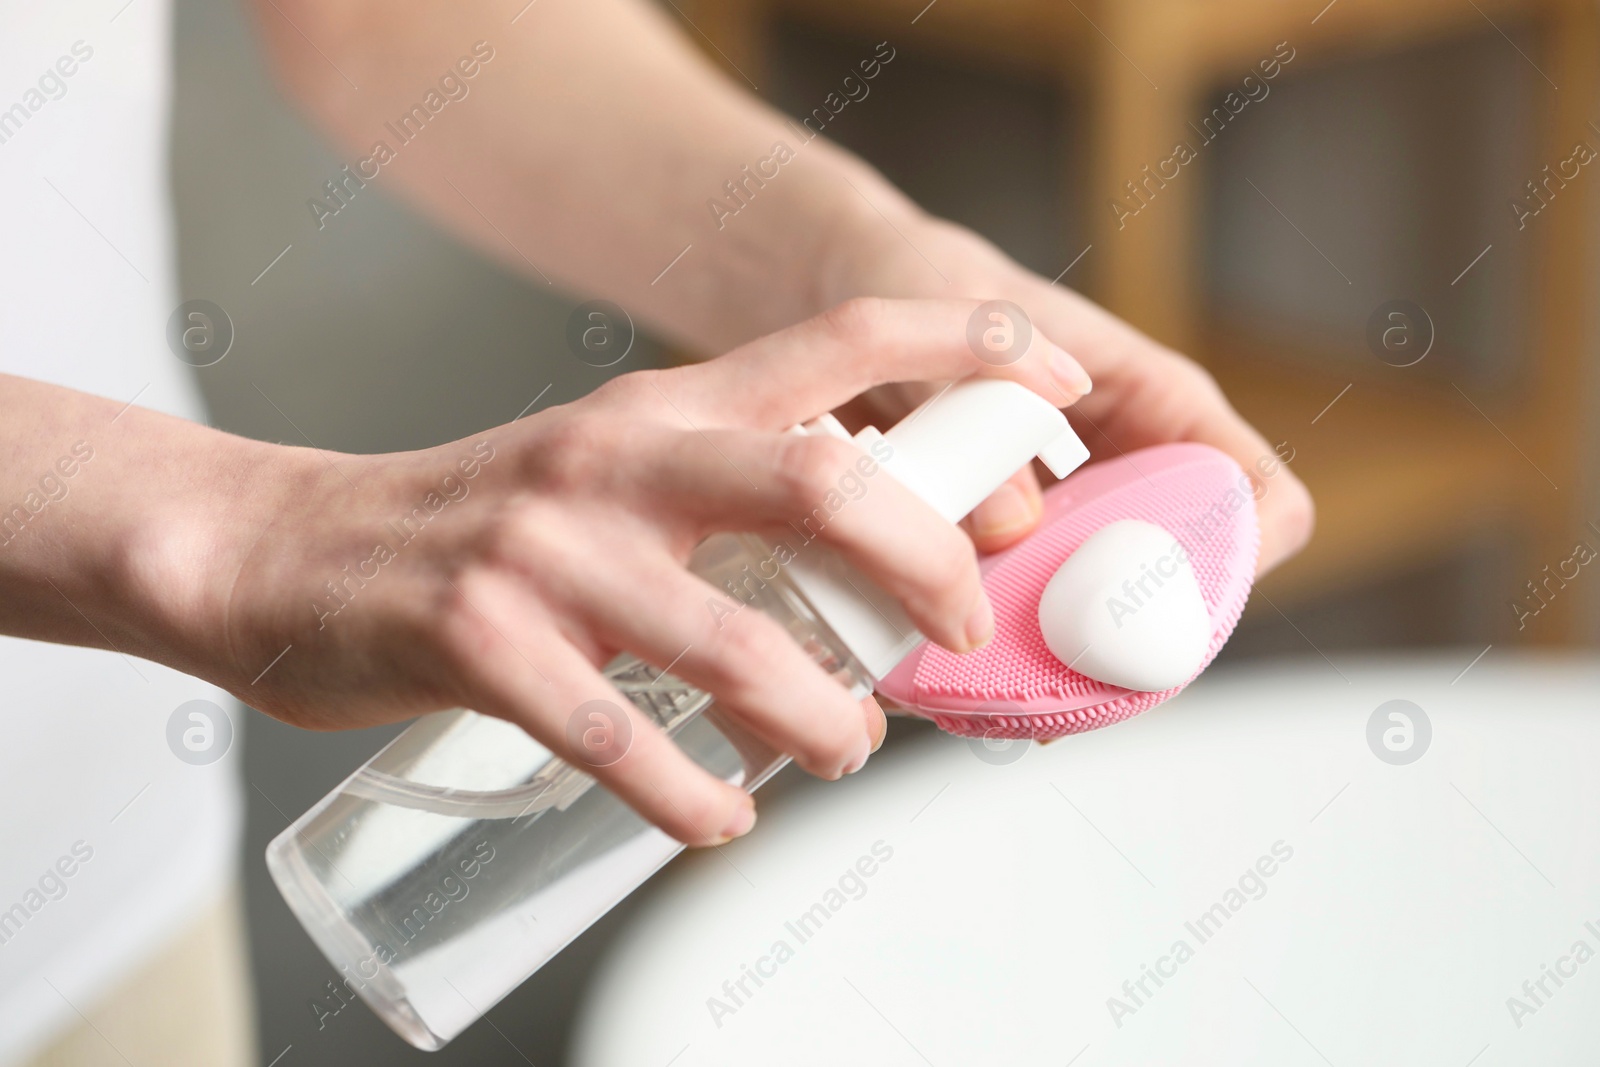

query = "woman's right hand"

[{"left": 9, "top": 299, "right": 1088, "bottom": 846}]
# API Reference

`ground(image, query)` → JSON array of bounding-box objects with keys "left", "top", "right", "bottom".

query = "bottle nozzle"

[{"left": 787, "top": 378, "right": 1090, "bottom": 679}]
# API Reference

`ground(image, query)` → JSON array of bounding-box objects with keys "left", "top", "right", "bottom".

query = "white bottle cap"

[{"left": 784, "top": 378, "right": 1090, "bottom": 680}]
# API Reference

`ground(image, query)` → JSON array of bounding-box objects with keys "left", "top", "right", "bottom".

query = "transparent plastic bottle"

[
  {"left": 265, "top": 533, "right": 862, "bottom": 1048},
  {"left": 266, "top": 379, "right": 1088, "bottom": 1049}
]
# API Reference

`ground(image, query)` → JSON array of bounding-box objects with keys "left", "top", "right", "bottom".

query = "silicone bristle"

[{"left": 876, "top": 444, "right": 1260, "bottom": 740}]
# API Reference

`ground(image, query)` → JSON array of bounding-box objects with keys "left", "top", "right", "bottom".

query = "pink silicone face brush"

[{"left": 875, "top": 443, "right": 1261, "bottom": 740}]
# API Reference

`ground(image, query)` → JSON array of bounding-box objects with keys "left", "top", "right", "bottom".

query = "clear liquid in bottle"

[{"left": 265, "top": 534, "right": 866, "bottom": 1048}]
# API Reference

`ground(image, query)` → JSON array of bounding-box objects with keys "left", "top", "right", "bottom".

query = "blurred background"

[{"left": 169, "top": 0, "right": 1600, "bottom": 1061}]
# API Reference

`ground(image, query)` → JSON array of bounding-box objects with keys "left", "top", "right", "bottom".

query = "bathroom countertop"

[{"left": 570, "top": 652, "right": 1600, "bottom": 1066}]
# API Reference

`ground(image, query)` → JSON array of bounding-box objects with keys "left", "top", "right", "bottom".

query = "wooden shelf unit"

[{"left": 678, "top": 0, "right": 1597, "bottom": 642}]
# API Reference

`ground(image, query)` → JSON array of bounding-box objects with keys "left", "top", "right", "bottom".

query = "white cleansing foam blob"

[{"left": 1037, "top": 519, "right": 1212, "bottom": 692}]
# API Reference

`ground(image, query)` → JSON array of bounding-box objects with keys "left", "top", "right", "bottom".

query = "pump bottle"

[{"left": 266, "top": 378, "right": 1089, "bottom": 1049}]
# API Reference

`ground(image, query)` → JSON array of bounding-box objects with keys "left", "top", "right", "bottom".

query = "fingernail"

[
  {"left": 963, "top": 592, "right": 996, "bottom": 651},
  {"left": 1049, "top": 348, "right": 1093, "bottom": 400},
  {"left": 970, "top": 483, "right": 1036, "bottom": 542},
  {"left": 843, "top": 726, "right": 878, "bottom": 774},
  {"left": 866, "top": 699, "right": 887, "bottom": 753},
  {"left": 720, "top": 803, "right": 757, "bottom": 842}
]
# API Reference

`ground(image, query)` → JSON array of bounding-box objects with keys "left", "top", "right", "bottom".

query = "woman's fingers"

[
  {"left": 572, "top": 547, "right": 879, "bottom": 781},
  {"left": 963, "top": 466, "right": 1045, "bottom": 553},
  {"left": 1171, "top": 393, "right": 1314, "bottom": 574},
  {"left": 1258, "top": 480, "right": 1315, "bottom": 573},
  {"left": 627, "top": 428, "right": 992, "bottom": 653},
  {"left": 439, "top": 573, "right": 755, "bottom": 847},
  {"left": 1015, "top": 282, "right": 1313, "bottom": 576},
  {"left": 665, "top": 297, "right": 1091, "bottom": 431},
  {"left": 1073, "top": 336, "right": 1314, "bottom": 575},
  {"left": 829, "top": 380, "right": 1051, "bottom": 553},
  {"left": 862, "top": 694, "right": 888, "bottom": 752}
]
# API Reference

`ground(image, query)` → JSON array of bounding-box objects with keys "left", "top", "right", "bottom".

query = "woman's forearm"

[
  {"left": 253, "top": 0, "right": 908, "bottom": 352},
  {"left": 247, "top": 0, "right": 1314, "bottom": 569},
  {"left": 0, "top": 374, "right": 305, "bottom": 685}
]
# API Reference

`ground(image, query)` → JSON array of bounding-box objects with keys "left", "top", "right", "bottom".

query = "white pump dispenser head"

[{"left": 785, "top": 378, "right": 1089, "bottom": 680}]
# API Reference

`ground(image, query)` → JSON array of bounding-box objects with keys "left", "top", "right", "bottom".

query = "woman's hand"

[
  {"left": 819, "top": 211, "right": 1315, "bottom": 568},
  {"left": 121, "top": 299, "right": 1086, "bottom": 846}
]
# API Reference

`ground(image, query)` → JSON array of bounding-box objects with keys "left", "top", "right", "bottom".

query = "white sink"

[{"left": 572, "top": 653, "right": 1600, "bottom": 1066}]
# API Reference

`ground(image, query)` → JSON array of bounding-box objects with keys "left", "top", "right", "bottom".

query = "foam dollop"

[{"left": 1036, "top": 519, "right": 1212, "bottom": 692}]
